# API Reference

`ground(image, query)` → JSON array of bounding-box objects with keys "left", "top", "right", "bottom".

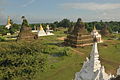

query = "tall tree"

[{"left": 59, "top": 19, "right": 71, "bottom": 28}]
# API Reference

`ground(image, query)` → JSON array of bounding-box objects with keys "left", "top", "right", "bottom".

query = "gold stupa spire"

[
  {"left": 7, "top": 16, "right": 11, "bottom": 25},
  {"left": 40, "top": 24, "right": 43, "bottom": 30},
  {"left": 93, "top": 25, "right": 97, "bottom": 30}
]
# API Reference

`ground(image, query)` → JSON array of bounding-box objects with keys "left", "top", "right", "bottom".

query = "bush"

[
  {"left": 41, "top": 45, "right": 71, "bottom": 57},
  {"left": 0, "top": 42, "right": 47, "bottom": 80},
  {"left": 0, "top": 40, "right": 71, "bottom": 80},
  {"left": 0, "top": 36, "right": 5, "bottom": 41}
]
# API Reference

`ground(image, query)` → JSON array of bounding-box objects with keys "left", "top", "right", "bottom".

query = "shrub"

[
  {"left": 0, "top": 42, "right": 47, "bottom": 80},
  {"left": 0, "top": 36, "right": 5, "bottom": 41},
  {"left": 41, "top": 45, "right": 71, "bottom": 57}
]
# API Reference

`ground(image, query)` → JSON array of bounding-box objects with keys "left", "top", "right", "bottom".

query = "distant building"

[
  {"left": 7, "top": 33, "right": 11, "bottom": 35},
  {"left": 46, "top": 25, "right": 54, "bottom": 36},
  {"left": 17, "top": 16, "right": 38, "bottom": 41},
  {"left": 91, "top": 26, "right": 103, "bottom": 43},
  {"left": 38, "top": 24, "right": 47, "bottom": 36},
  {"left": 100, "top": 24, "right": 110, "bottom": 36},
  {"left": 67, "top": 26, "right": 74, "bottom": 34},
  {"left": 32, "top": 25, "right": 38, "bottom": 33},
  {"left": 64, "top": 18, "right": 93, "bottom": 47},
  {"left": 74, "top": 41, "right": 112, "bottom": 80},
  {"left": 5, "top": 16, "right": 12, "bottom": 29},
  {"left": 113, "top": 31, "right": 119, "bottom": 34}
]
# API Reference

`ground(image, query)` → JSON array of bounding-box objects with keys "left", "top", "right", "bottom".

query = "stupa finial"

[
  {"left": 40, "top": 24, "right": 43, "bottom": 30},
  {"left": 7, "top": 16, "right": 11, "bottom": 25},
  {"left": 94, "top": 25, "right": 97, "bottom": 30}
]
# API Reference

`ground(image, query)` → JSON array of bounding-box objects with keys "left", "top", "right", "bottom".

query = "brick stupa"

[
  {"left": 64, "top": 18, "right": 93, "bottom": 47},
  {"left": 17, "top": 16, "right": 38, "bottom": 41},
  {"left": 100, "top": 24, "right": 110, "bottom": 36}
]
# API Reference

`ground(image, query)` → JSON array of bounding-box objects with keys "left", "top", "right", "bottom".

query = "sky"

[{"left": 0, "top": 0, "right": 120, "bottom": 24}]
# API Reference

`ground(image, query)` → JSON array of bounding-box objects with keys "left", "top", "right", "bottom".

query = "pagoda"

[
  {"left": 100, "top": 24, "right": 110, "bottom": 36},
  {"left": 46, "top": 25, "right": 54, "bottom": 36},
  {"left": 91, "top": 26, "right": 103, "bottom": 43},
  {"left": 5, "top": 16, "right": 12, "bottom": 29},
  {"left": 32, "top": 25, "right": 38, "bottom": 33},
  {"left": 117, "top": 66, "right": 120, "bottom": 76},
  {"left": 74, "top": 40, "right": 112, "bottom": 80},
  {"left": 17, "top": 16, "right": 38, "bottom": 41},
  {"left": 64, "top": 18, "right": 93, "bottom": 47},
  {"left": 38, "top": 24, "right": 47, "bottom": 36},
  {"left": 67, "top": 25, "right": 74, "bottom": 34}
]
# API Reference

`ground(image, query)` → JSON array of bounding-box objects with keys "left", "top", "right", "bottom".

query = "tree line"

[
  {"left": 31, "top": 19, "right": 120, "bottom": 33},
  {"left": 0, "top": 18, "right": 120, "bottom": 35}
]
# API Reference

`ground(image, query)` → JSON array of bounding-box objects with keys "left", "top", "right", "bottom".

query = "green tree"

[
  {"left": 59, "top": 19, "right": 71, "bottom": 28},
  {"left": 0, "top": 26, "right": 9, "bottom": 35},
  {"left": 9, "top": 23, "right": 20, "bottom": 34}
]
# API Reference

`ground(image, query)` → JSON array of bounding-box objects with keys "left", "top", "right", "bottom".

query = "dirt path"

[
  {"left": 57, "top": 37, "right": 66, "bottom": 40},
  {"left": 70, "top": 48, "right": 84, "bottom": 56}
]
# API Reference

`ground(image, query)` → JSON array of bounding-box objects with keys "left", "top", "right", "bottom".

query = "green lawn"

[
  {"left": 34, "top": 29, "right": 120, "bottom": 80},
  {"left": 34, "top": 54, "right": 83, "bottom": 80}
]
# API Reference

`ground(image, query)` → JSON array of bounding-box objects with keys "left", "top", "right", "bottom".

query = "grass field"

[
  {"left": 0, "top": 28, "right": 120, "bottom": 80},
  {"left": 33, "top": 29, "right": 120, "bottom": 80}
]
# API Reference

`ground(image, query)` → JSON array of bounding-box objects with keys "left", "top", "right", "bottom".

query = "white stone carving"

[
  {"left": 74, "top": 42, "right": 111, "bottom": 80},
  {"left": 91, "top": 26, "right": 103, "bottom": 43}
]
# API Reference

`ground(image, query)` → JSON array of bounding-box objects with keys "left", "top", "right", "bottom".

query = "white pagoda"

[
  {"left": 5, "top": 16, "right": 12, "bottom": 29},
  {"left": 74, "top": 41, "right": 112, "bottom": 80},
  {"left": 38, "top": 24, "right": 47, "bottom": 36},
  {"left": 91, "top": 26, "right": 103, "bottom": 43},
  {"left": 32, "top": 25, "right": 38, "bottom": 33},
  {"left": 117, "top": 66, "right": 120, "bottom": 76},
  {"left": 46, "top": 25, "right": 54, "bottom": 36}
]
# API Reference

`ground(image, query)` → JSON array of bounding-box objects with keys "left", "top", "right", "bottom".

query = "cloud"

[
  {"left": 21, "top": 0, "right": 36, "bottom": 8},
  {"left": 59, "top": 2, "right": 120, "bottom": 22},
  {"left": 60, "top": 2, "right": 120, "bottom": 11}
]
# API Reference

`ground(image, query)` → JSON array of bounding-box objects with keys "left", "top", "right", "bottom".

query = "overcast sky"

[{"left": 0, "top": 0, "right": 120, "bottom": 25}]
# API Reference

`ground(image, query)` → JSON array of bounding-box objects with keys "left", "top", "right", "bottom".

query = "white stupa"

[
  {"left": 32, "top": 25, "right": 38, "bottom": 33},
  {"left": 117, "top": 66, "right": 120, "bottom": 76},
  {"left": 74, "top": 41, "right": 112, "bottom": 80},
  {"left": 38, "top": 24, "right": 47, "bottom": 36},
  {"left": 91, "top": 26, "right": 103, "bottom": 43},
  {"left": 46, "top": 25, "right": 54, "bottom": 36},
  {"left": 5, "top": 16, "right": 12, "bottom": 29}
]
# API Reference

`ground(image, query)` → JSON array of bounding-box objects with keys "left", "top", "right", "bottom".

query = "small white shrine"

[
  {"left": 91, "top": 26, "right": 103, "bottom": 43},
  {"left": 46, "top": 25, "right": 54, "bottom": 36},
  {"left": 74, "top": 41, "right": 112, "bottom": 80},
  {"left": 38, "top": 24, "right": 47, "bottom": 36},
  {"left": 5, "top": 16, "right": 12, "bottom": 29},
  {"left": 32, "top": 25, "right": 38, "bottom": 33},
  {"left": 117, "top": 66, "right": 120, "bottom": 76}
]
